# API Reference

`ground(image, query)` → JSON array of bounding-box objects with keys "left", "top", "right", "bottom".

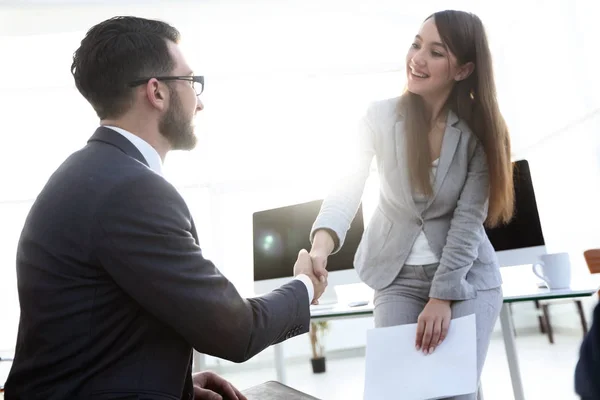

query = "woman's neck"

[{"left": 422, "top": 90, "right": 451, "bottom": 125}]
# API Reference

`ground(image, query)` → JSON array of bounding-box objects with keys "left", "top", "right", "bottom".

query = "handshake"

[{"left": 293, "top": 230, "right": 334, "bottom": 305}]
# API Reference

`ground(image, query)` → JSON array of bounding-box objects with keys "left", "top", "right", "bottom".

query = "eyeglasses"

[{"left": 129, "top": 75, "right": 204, "bottom": 96}]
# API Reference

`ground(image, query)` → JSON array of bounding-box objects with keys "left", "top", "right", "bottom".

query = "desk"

[{"left": 262, "top": 265, "right": 600, "bottom": 400}]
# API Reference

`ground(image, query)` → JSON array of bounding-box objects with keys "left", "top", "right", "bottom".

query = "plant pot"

[{"left": 311, "top": 356, "right": 326, "bottom": 373}]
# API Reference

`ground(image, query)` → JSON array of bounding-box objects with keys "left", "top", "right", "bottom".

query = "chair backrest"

[{"left": 584, "top": 249, "right": 600, "bottom": 274}]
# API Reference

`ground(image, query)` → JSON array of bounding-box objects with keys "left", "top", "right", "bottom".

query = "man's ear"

[
  {"left": 455, "top": 61, "right": 474, "bottom": 82},
  {"left": 145, "top": 78, "right": 167, "bottom": 111}
]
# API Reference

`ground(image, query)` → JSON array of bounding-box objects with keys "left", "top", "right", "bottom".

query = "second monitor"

[{"left": 485, "top": 159, "right": 547, "bottom": 267}]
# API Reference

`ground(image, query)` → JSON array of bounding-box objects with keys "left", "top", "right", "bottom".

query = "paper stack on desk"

[{"left": 364, "top": 314, "right": 477, "bottom": 400}]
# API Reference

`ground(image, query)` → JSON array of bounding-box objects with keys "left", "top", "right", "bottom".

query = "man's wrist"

[{"left": 294, "top": 274, "right": 315, "bottom": 304}]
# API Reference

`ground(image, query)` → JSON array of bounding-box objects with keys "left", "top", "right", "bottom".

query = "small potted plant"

[{"left": 309, "top": 320, "right": 330, "bottom": 373}]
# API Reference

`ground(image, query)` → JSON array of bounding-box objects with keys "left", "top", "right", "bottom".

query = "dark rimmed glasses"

[{"left": 129, "top": 75, "right": 204, "bottom": 96}]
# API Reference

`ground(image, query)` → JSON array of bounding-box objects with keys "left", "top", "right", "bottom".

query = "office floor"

[{"left": 218, "top": 324, "right": 587, "bottom": 400}]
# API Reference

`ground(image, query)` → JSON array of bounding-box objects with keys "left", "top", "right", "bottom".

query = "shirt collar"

[{"left": 102, "top": 125, "right": 163, "bottom": 176}]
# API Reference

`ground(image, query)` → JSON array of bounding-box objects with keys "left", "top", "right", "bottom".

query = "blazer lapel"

[
  {"left": 87, "top": 126, "right": 149, "bottom": 168},
  {"left": 427, "top": 111, "right": 461, "bottom": 207},
  {"left": 394, "top": 121, "right": 419, "bottom": 215}
]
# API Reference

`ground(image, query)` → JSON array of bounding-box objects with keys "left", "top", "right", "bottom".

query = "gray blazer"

[{"left": 311, "top": 97, "right": 502, "bottom": 301}]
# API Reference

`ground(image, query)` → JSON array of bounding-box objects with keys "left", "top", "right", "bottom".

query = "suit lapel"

[
  {"left": 427, "top": 111, "right": 461, "bottom": 207},
  {"left": 87, "top": 126, "right": 149, "bottom": 168},
  {"left": 394, "top": 121, "right": 419, "bottom": 215}
]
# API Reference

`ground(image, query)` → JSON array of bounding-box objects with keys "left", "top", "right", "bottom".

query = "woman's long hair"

[{"left": 401, "top": 10, "right": 514, "bottom": 227}]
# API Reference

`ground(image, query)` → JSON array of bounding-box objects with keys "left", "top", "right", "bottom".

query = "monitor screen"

[
  {"left": 253, "top": 200, "right": 364, "bottom": 281},
  {"left": 485, "top": 159, "right": 545, "bottom": 251}
]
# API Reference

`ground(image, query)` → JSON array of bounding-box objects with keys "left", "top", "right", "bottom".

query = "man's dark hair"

[{"left": 71, "top": 16, "right": 181, "bottom": 119}]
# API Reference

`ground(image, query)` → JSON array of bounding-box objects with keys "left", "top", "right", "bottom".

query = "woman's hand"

[
  {"left": 307, "top": 247, "right": 329, "bottom": 305},
  {"left": 309, "top": 248, "right": 329, "bottom": 282},
  {"left": 416, "top": 298, "right": 452, "bottom": 354},
  {"left": 309, "top": 229, "right": 335, "bottom": 290}
]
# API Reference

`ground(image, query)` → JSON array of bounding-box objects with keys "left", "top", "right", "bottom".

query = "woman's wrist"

[
  {"left": 311, "top": 229, "right": 334, "bottom": 255},
  {"left": 429, "top": 298, "right": 452, "bottom": 305}
]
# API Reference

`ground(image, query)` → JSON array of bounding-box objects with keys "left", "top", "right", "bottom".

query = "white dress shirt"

[
  {"left": 405, "top": 158, "right": 440, "bottom": 265},
  {"left": 102, "top": 125, "right": 315, "bottom": 303}
]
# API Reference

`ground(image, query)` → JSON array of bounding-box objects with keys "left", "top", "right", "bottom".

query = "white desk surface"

[
  {"left": 311, "top": 264, "right": 600, "bottom": 320},
  {"left": 500, "top": 264, "right": 600, "bottom": 302}
]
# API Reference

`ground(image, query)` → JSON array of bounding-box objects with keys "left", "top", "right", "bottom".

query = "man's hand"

[
  {"left": 192, "top": 371, "right": 247, "bottom": 400},
  {"left": 415, "top": 298, "right": 452, "bottom": 355},
  {"left": 294, "top": 249, "right": 327, "bottom": 304}
]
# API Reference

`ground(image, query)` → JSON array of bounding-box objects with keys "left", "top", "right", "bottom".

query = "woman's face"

[{"left": 406, "top": 18, "right": 470, "bottom": 101}]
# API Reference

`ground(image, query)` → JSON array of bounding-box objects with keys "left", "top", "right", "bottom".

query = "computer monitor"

[
  {"left": 485, "top": 159, "right": 547, "bottom": 267},
  {"left": 252, "top": 199, "right": 365, "bottom": 300}
]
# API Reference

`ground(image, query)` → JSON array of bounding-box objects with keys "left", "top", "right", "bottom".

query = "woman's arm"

[
  {"left": 308, "top": 104, "right": 378, "bottom": 282},
  {"left": 310, "top": 105, "right": 378, "bottom": 255},
  {"left": 429, "top": 140, "right": 491, "bottom": 301}
]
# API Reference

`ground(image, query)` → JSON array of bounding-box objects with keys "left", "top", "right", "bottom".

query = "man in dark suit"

[
  {"left": 576, "top": 300, "right": 600, "bottom": 399},
  {"left": 4, "top": 16, "right": 326, "bottom": 400}
]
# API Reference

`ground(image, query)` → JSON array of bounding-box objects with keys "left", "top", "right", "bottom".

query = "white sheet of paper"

[{"left": 364, "top": 313, "right": 477, "bottom": 400}]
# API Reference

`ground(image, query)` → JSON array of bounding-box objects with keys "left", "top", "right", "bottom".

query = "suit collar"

[
  {"left": 427, "top": 118, "right": 461, "bottom": 207},
  {"left": 394, "top": 110, "right": 462, "bottom": 214},
  {"left": 397, "top": 102, "right": 460, "bottom": 127},
  {"left": 88, "top": 126, "right": 149, "bottom": 168},
  {"left": 446, "top": 109, "right": 459, "bottom": 126}
]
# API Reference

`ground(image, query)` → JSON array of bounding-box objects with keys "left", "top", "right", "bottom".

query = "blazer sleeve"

[
  {"left": 429, "top": 140, "right": 490, "bottom": 300},
  {"left": 310, "top": 103, "right": 377, "bottom": 253},
  {"left": 91, "top": 173, "right": 310, "bottom": 363}
]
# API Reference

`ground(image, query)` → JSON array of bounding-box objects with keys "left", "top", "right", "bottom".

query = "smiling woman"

[{"left": 306, "top": 10, "right": 514, "bottom": 400}]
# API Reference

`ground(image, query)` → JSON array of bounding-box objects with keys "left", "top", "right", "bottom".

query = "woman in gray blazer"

[{"left": 310, "top": 10, "right": 514, "bottom": 399}]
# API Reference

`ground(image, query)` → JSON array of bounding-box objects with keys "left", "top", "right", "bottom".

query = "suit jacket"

[
  {"left": 575, "top": 300, "right": 600, "bottom": 399},
  {"left": 311, "top": 97, "right": 502, "bottom": 300},
  {"left": 4, "top": 127, "right": 310, "bottom": 400}
]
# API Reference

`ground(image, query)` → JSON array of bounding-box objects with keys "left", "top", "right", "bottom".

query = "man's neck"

[{"left": 100, "top": 118, "right": 169, "bottom": 161}]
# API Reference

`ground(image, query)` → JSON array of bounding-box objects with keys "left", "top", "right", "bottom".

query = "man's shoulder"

[
  {"left": 73, "top": 141, "right": 165, "bottom": 186},
  {"left": 42, "top": 142, "right": 179, "bottom": 216}
]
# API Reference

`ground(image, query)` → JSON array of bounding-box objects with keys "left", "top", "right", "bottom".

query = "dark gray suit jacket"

[
  {"left": 311, "top": 97, "right": 502, "bottom": 300},
  {"left": 4, "top": 127, "right": 309, "bottom": 399},
  {"left": 575, "top": 300, "right": 600, "bottom": 399}
]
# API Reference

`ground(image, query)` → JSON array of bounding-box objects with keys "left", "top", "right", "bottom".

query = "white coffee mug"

[{"left": 532, "top": 252, "right": 572, "bottom": 289}]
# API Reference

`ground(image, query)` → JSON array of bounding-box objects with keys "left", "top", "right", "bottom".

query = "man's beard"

[{"left": 159, "top": 87, "right": 197, "bottom": 151}]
